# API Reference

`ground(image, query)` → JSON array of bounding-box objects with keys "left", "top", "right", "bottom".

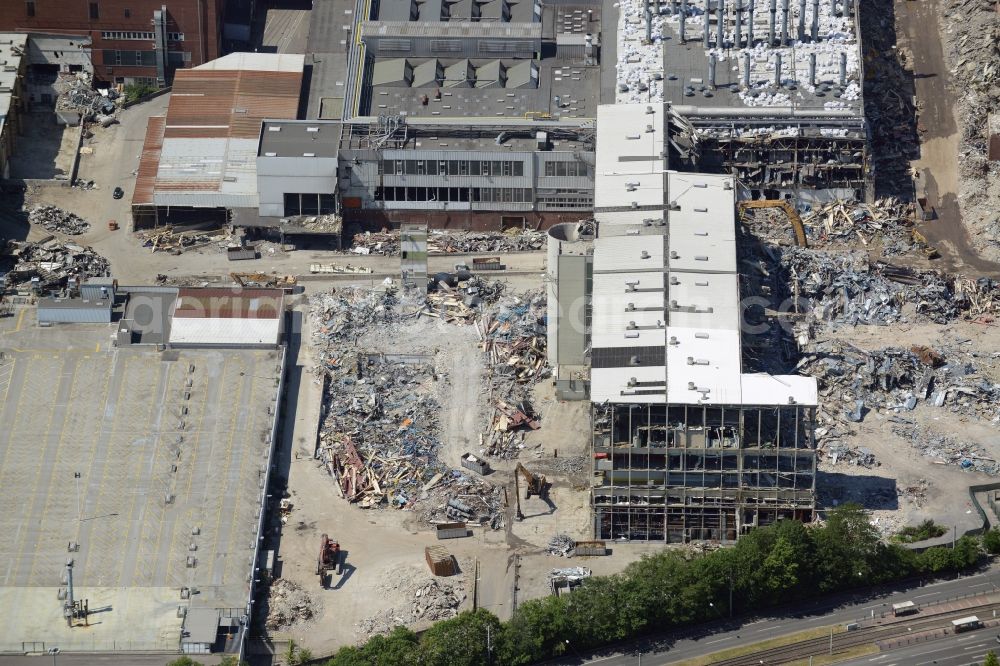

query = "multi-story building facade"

[{"left": 0, "top": 0, "right": 224, "bottom": 85}]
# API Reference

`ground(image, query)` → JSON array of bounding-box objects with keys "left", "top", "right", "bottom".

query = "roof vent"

[
  {"left": 625, "top": 133, "right": 641, "bottom": 140},
  {"left": 669, "top": 336, "right": 678, "bottom": 345},
  {"left": 629, "top": 356, "right": 640, "bottom": 366},
  {"left": 695, "top": 255, "right": 709, "bottom": 261},
  {"left": 627, "top": 321, "right": 637, "bottom": 329},
  {"left": 670, "top": 251, "right": 679, "bottom": 259},
  {"left": 695, "top": 332, "right": 709, "bottom": 339},
  {"left": 669, "top": 276, "right": 679, "bottom": 285},
  {"left": 303, "top": 152, "right": 315, "bottom": 157},
  {"left": 307, "top": 127, "right": 320, "bottom": 132},
  {"left": 264, "top": 151, "right": 277, "bottom": 157},
  {"left": 694, "top": 207, "right": 708, "bottom": 212},
  {"left": 626, "top": 302, "right": 635, "bottom": 311},
  {"left": 267, "top": 126, "right": 281, "bottom": 132},
  {"left": 640, "top": 250, "right": 650, "bottom": 259},
  {"left": 694, "top": 182, "right": 708, "bottom": 188},
  {"left": 668, "top": 201, "right": 680, "bottom": 210},
  {"left": 645, "top": 105, "right": 654, "bottom": 114}
]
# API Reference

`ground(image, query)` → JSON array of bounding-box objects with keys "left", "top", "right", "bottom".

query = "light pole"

[
  {"left": 74, "top": 472, "right": 81, "bottom": 521},
  {"left": 47, "top": 647, "right": 59, "bottom": 666}
]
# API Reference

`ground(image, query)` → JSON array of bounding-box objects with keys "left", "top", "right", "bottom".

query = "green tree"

[
  {"left": 298, "top": 647, "right": 314, "bottom": 663},
  {"left": 761, "top": 536, "right": 802, "bottom": 596},
  {"left": 498, "top": 595, "right": 569, "bottom": 665},
  {"left": 813, "top": 503, "right": 881, "bottom": 590},
  {"left": 218, "top": 657, "right": 247, "bottom": 666},
  {"left": 983, "top": 650, "right": 1000, "bottom": 666},
  {"left": 419, "top": 609, "right": 502, "bottom": 666},
  {"left": 166, "top": 658, "right": 204, "bottom": 666},
  {"left": 985, "top": 529, "right": 1000, "bottom": 554}
]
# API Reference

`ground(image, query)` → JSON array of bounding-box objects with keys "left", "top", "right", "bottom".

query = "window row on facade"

[
  {"left": 283, "top": 193, "right": 337, "bottom": 216},
  {"left": 381, "top": 158, "right": 525, "bottom": 177},
  {"left": 101, "top": 49, "right": 191, "bottom": 67},
  {"left": 101, "top": 31, "right": 185, "bottom": 41},
  {"left": 377, "top": 186, "right": 533, "bottom": 203}
]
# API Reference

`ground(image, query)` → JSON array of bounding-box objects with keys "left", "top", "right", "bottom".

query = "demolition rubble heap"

[
  {"left": 265, "top": 579, "right": 320, "bottom": 631},
  {"left": 310, "top": 283, "right": 548, "bottom": 524},
  {"left": 350, "top": 229, "right": 547, "bottom": 256},
  {"left": 28, "top": 205, "right": 90, "bottom": 235},
  {"left": 54, "top": 72, "right": 119, "bottom": 117},
  {"left": 2, "top": 238, "right": 110, "bottom": 292},
  {"left": 781, "top": 248, "right": 999, "bottom": 325},
  {"left": 357, "top": 571, "right": 466, "bottom": 637}
]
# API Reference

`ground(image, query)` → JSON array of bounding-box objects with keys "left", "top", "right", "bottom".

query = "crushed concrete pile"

[
  {"left": 350, "top": 228, "right": 546, "bottom": 255},
  {"left": 797, "top": 342, "right": 1000, "bottom": 426},
  {"left": 3, "top": 238, "right": 110, "bottom": 292},
  {"left": 265, "top": 579, "right": 320, "bottom": 630},
  {"left": 358, "top": 573, "right": 465, "bottom": 637},
  {"left": 55, "top": 72, "right": 118, "bottom": 116},
  {"left": 892, "top": 422, "right": 1000, "bottom": 476},
  {"left": 28, "top": 205, "right": 90, "bottom": 235},
  {"left": 781, "top": 249, "right": 999, "bottom": 325}
]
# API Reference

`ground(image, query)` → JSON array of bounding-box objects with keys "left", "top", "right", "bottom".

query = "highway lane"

[
  {"left": 552, "top": 565, "right": 1000, "bottom": 665},
  {"left": 840, "top": 628, "right": 1000, "bottom": 666}
]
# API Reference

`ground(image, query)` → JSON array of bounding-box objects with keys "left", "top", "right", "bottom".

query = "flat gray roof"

[
  {"left": 259, "top": 120, "right": 343, "bottom": 157},
  {"left": 0, "top": 315, "right": 282, "bottom": 652},
  {"left": 37, "top": 297, "right": 112, "bottom": 310}
]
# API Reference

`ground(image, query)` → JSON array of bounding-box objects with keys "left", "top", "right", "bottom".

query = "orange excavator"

[{"left": 737, "top": 199, "right": 808, "bottom": 247}]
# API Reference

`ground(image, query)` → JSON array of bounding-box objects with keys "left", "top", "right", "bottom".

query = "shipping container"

[
  {"left": 461, "top": 452, "right": 490, "bottom": 475},
  {"left": 425, "top": 545, "right": 457, "bottom": 576},
  {"left": 227, "top": 246, "right": 258, "bottom": 261},
  {"left": 574, "top": 540, "right": 608, "bottom": 557},
  {"left": 435, "top": 522, "right": 470, "bottom": 540}
]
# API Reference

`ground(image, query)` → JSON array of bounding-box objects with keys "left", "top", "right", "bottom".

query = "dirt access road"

[{"left": 898, "top": 0, "right": 1000, "bottom": 276}]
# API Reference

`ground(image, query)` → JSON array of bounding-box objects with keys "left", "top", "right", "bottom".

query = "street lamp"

[{"left": 47, "top": 647, "right": 59, "bottom": 666}]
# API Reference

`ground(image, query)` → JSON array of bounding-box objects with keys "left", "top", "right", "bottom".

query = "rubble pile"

[
  {"left": 54, "top": 72, "right": 118, "bottom": 116},
  {"left": 350, "top": 228, "right": 546, "bottom": 255},
  {"left": 423, "top": 274, "right": 507, "bottom": 322},
  {"left": 138, "top": 226, "right": 231, "bottom": 253},
  {"left": 781, "top": 249, "right": 999, "bottom": 325},
  {"left": 546, "top": 533, "right": 576, "bottom": 557},
  {"left": 3, "top": 238, "right": 110, "bottom": 291},
  {"left": 478, "top": 291, "right": 549, "bottom": 458},
  {"left": 821, "top": 440, "right": 879, "bottom": 468},
  {"left": 265, "top": 579, "right": 319, "bottom": 630},
  {"left": 311, "top": 285, "right": 402, "bottom": 348},
  {"left": 28, "top": 205, "right": 90, "bottom": 235},
  {"left": 892, "top": 422, "right": 1000, "bottom": 476},
  {"left": 799, "top": 199, "right": 919, "bottom": 255},
  {"left": 358, "top": 574, "right": 465, "bottom": 636},
  {"left": 797, "top": 342, "right": 1000, "bottom": 426}
]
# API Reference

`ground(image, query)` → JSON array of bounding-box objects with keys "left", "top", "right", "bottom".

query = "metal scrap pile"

[
  {"left": 797, "top": 341, "right": 1000, "bottom": 428},
  {"left": 423, "top": 273, "right": 507, "bottom": 322},
  {"left": 782, "top": 249, "right": 999, "bottom": 325},
  {"left": 891, "top": 422, "right": 1000, "bottom": 476},
  {"left": 28, "top": 205, "right": 90, "bottom": 235},
  {"left": 2, "top": 237, "right": 110, "bottom": 292},
  {"left": 546, "top": 533, "right": 576, "bottom": 557},
  {"left": 350, "top": 228, "right": 546, "bottom": 255},
  {"left": 54, "top": 72, "right": 117, "bottom": 116},
  {"left": 477, "top": 290, "right": 548, "bottom": 458}
]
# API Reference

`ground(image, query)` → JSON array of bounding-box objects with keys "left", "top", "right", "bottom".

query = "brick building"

[{"left": 0, "top": 0, "right": 223, "bottom": 85}]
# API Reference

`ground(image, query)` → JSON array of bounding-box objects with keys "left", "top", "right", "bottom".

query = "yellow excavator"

[{"left": 737, "top": 199, "right": 808, "bottom": 247}]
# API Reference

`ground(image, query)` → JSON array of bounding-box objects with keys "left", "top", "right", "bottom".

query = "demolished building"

[{"left": 548, "top": 103, "right": 818, "bottom": 542}]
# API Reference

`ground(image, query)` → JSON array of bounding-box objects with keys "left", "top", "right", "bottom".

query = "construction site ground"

[{"left": 7, "top": 113, "right": 79, "bottom": 181}]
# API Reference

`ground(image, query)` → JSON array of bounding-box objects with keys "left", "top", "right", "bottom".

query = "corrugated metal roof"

[
  {"left": 173, "top": 288, "right": 284, "bottom": 319},
  {"left": 137, "top": 57, "right": 302, "bottom": 208},
  {"left": 132, "top": 116, "right": 166, "bottom": 206}
]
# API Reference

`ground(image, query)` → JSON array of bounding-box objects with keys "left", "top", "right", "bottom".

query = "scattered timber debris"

[
  {"left": 28, "top": 205, "right": 90, "bottom": 235},
  {"left": 137, "top": 226, "right": 231, "bottom": 254},
  {"left": 2, "top": 238, "right": 110, "bottom": 292},
  {"left": 265, "top": 579, "right": 320, "bottom": 630},
  {"left": 350, "top": 228, "right": 546, "bottom": 255}
]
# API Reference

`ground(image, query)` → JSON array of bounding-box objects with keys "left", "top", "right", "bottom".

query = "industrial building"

[
  {"left": 131, "top": 52, "right": 304, "bottom": 230},
  {"left": 0, "top": 33, "right": 27, "bottom": 179},
  {"left": 547, "top": 103, "right": 818, "bottom": 542},
  {"left": 0, "top": 0, "right": 225, "bottom": 86},
  {"left": 0, "top": 286, "right": 287, "bottom": 657}
]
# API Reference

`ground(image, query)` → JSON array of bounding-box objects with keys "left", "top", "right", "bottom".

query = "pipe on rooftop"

[
  {"left": 830, "top": 0, "right": 837, "bottom": 16},
  {"left": 747, "top": 0, "right": 755, "bottom": 44},
  {"left": 703, "top": 0, "right": 711, "bottom": 47},
  {"left": 768, "top": 0, "right": 776, "bottom": 45},
  {"left": 839, "top": 51, "right": 847, "bottom": 86},
  {"left": 670, "top": 104, "right": 858, "bottom": 116},
  {"left": 734, "top": 0, "right": 742, "bottom": 47},
  {"left": 743, "top": 51, "right": 751, "bottom": 87},
  {"left": 780, "top": 0, "right": 789, "bottom": 45},
  {"left": 709, "top": 53, "right": 717, "bottom": 87},
  {"left": 797, "top": 0, "right": 806, "bottom": 41},
  {"left": 809, "top": 52, "right": 816, "bottom": 86},
  {"left": 774, "top": 51, "right": 782, "bottom": 86},
  {"left": 810, "top": 0, "right": 819, "bottom": 40},
  {"left": 718, "top": 0, "right": 726, "bottom": 46}
]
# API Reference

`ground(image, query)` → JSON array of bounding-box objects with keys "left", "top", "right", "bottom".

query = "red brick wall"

[{"left": 0, "top": 0, "right": 223, "bottom": 82}]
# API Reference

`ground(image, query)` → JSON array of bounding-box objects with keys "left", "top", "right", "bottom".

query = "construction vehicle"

[
  {"left": 107, "top": 220, "right": 119, "bottom": 231},
  {"left": 317, "top": 534, "right": 343, "bottom": 588},
  {"left": 737, "top": 199, "right": 808, "bottom": 247},
  {"left": 513, "top": 462, "right": 549, "bottom": 521},
  {"left": 910, "top": 229, "right": 941, "bottom": 259}
]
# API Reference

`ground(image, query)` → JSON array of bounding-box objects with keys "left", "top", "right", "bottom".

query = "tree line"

[
  {"left": 171, "top": 503, "right": 1000, "bottom": 666},
  {"left": 321, "top": 504, "right": 992, "bottom": 665}
]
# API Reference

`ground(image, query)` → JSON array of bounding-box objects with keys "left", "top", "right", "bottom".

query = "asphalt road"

[
  {"left": 551, "top": 565, "right": 1000, "bottom": 665},
  {"left": 839, "top": 628, "right": 1000, "bottom": 666}
]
